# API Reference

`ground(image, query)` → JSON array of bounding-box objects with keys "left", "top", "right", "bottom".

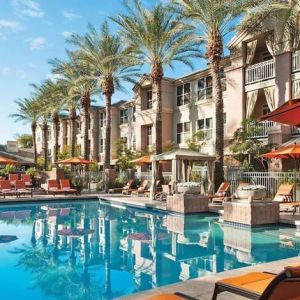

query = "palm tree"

[
  {"left": 10, "top": 97, "right": 40, "bottom": 164},
  {"left": 171, "top": 0, "right": 247, "bottom": 189},
  {"left": 50, "top": 52, "right": 98, "bottom": 161},
  {"left": 68, "top": 21, "right": 140, "bottom": 170},
  {"left": 111, "top": 1, "right": 200, "bottom": 158}
]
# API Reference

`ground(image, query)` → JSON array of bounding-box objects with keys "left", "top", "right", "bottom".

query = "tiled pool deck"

[{"left": 1, "top": 192, "right": 299, "bottom": 300}]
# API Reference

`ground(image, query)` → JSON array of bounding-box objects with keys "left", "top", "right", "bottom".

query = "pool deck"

[{"left": 121, "top": 255, "right": 300, "bottom": 300}]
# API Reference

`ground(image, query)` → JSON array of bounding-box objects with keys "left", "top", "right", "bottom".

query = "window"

[
  {"left": 47, "top": 130, "right": 51, "bottom": 141},
  {"left": 121, "top": 137, "right": 128, "bottom": 150},
  {"left": 262, "top": 104, "right": 270, "bottom": 116},
  {"left": 120, "top": 109, "right": 128, "bottom": 124},
  {"left": 132, "top": 134, "right": 136, "bottom": 150},
  {"left": 177, "top": 122, "right": 190, "bottom": 144},
  {"left": 100, "top": 138, "right": 105, "bottom": 153},
  {"left": 262, "top": 51, "right": 273, "bottom": 62},
  {"left": 177, "top": 83, "right": 190, "bottom": 106},
  {"left": 146, "top": 90, "right": 153, "bottom": 109},
  {"left": 198, "top": 76, "right": 212, "bottom": 100},
  {"left": 198, "top": 118, "right": 213, "bottom": 139},
  {"left": 100, "top": 112, "right": 106, "bottom": 127},
  {"left": 146, "top": 126, "right": 152, "bottom": 150},
  {"left": 133, "top": 106, "right": 136, "bottom": 122},
  {"left": 37, "top": 133, "right": 41, "bottom": 143}
]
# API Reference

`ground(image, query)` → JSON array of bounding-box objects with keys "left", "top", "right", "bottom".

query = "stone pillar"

[{"left": 275, "top": 51, "right": 292, "bottom": 106}]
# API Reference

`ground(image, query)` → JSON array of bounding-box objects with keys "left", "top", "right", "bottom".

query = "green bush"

[
  {"left": 26, "top": 167, "right": 37, "bottom": 177},
  {"left": 0, "top": 164, "right": 15, "bottom": 176}
]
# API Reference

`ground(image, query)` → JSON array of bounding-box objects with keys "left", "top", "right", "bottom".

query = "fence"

[
  {"left": 226, "top": 170, "right": 300, "bottom": 200},
  {"left": 245, "top": 59, "right": 275, "bottom": 85}
]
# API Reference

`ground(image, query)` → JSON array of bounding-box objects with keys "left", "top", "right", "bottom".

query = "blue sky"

[{"left": 0, "top": 0, "right": 218, "bottom": 144}]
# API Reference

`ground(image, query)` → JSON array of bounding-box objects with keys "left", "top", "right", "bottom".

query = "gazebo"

[{"left": 150, "top": 148, "right": 215, "bottom": 200}]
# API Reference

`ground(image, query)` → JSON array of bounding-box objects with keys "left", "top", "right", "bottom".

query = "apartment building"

[{"left": 36, "top": 21, "right": 300, "bottom": 170}]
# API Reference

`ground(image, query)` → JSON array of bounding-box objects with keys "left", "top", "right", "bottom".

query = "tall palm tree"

[
  {"left": 111, "top": 1, "right": 200, "bottom": 158},
  {"left": 68, "top": 21, "right": 140, "bottom": 170},
  {"left": 171, "top": 0, "right": 247, "bottom": 189},
  {"left": 50, "top": 52, "right": 98, "bottom": 161},
  {"left": 10, "top": 97, "right": 40, "bottom": 164}
]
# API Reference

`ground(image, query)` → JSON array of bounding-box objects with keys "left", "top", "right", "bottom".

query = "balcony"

[
  {"left": 292, "top": 50, "right": 300, "bottom": 72},
  {"left": 247, "top": 120, "right": 275, "bottom": 139},
  {"left": 245, "top": 59, "right": 275, "bottom": 85}
]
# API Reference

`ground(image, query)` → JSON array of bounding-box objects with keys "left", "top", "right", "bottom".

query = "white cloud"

[
  {"left": 63, "top": 11, "right": 81, "bottom": 21},
  {"left": 61, "top": 31, "right": 73, "bottom": 38},
  {"left": 16, "top": 69, "right": 25, "bottom": 78},
  {"left": 12, "top": 0, "right": 44, "bottom": 18},
  {"left": 1, "top": 67, "right": 11, "bottom": 76},
  {"left": 46, "top": 73, "right": 61, "bottom": 81},
  {"left": 29, "top": 36, "right": 46, "bottom": 50},
  {"left": 0, "top": 19, "right": 23, "bottom": 31}
]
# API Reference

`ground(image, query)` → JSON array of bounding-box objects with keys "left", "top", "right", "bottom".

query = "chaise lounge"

[
  {"left": 208, "top": 182, "right": 231, "bottom": 204},
  {"left": 0, "top": 180, "right": 16, "bottom": 198},
  {"left": 15, "top": 180, "right": 32, "bottom": 198},
  {"left": 108, "top": 179, "right": 135, "bottom": 194}
]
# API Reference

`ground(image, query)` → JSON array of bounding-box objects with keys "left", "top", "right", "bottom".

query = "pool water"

[{"left": 0, "top": 200, "right": 299, "bottom": 299}]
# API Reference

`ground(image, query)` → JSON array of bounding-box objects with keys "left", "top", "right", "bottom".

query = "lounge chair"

[
  {"left": 212, "top": 265, "right": 300, "bottom": 300},
  {"left": 47, "top": 179, "right": 64, "bottom": 196},
  {"left": 273, "top": 183, "right": 294, "bottom": 202},
  {"left": 130, "top": 180, "right": 149, "bottom": 196},
  {"left": 9, "top": 174, "right": 19, "bottom": 186},
  {"left": 0, "top": 180, "right": 16, "bottom": 198},
  {"left": 108, "top": 179, "right": 135, "bottom": 194},
  {"left": 60, "top": 179, "right": 77, "bottom": 195},
  {"left": 21, "top": 174, "right": 32, "bottom": 187},
  {"left": 149, "top": 265, "right": 300, "bottom": 300},
  {"left": 208, "top": 182, "right": 231, "bottom": 204},
  {"left": 15, "top": 180, "right": 32, "bottom": 198}
]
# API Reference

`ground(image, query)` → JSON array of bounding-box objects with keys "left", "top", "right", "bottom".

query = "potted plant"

[
  {"left": 71, "top": 177, "right": 84, "bottom": 195},
  {"left": 236, "top": 184, "right": 267, "bottom": 200},
  {"left": 177, "top": 182, "right": 201, "bottom": 194}
]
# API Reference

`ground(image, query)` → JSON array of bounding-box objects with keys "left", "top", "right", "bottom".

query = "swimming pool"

[{"left": 0, "top": 200, "right": 299, "bottom": 299}]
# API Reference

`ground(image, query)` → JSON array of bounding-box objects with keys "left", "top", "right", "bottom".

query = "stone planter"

[
  {"left": 177, "top": 186, "right": 200, "bottom": 194},
  {"left": 237, "top": 189, "right": 266, "bottom": 200}
]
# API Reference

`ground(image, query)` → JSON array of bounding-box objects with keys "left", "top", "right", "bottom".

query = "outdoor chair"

[
  {"left": 0, "top": 180, "right": 16, "bottom": 198},
  {"left": 108, "top": 179, "right": 135, "bottom": 194},
  {"left": 130, "top": 180, "right": 149, "bottom": 196},
  {"left": 46, "top": 179, "right": 64, "bottom": 196},
  {"left": 21, "top": 174, "right": 32, "bottom": 187},
  {"left": 273, "top": 183, "right": 294, "bottom": 202},
  {"left": 148, "top": 265, "right": 300, "bottom": 300},
  {"left": 208, "top": 182, "right": 231, "bottom": 204},
  {"left": 60, "top": 179, "right": 77, "bottom": 195},
  {"left": 9, "top": 174, "right": 19, "bottom": 186},
  {"left": 15, "top": 180, "right": 32, "bottom": 198}
]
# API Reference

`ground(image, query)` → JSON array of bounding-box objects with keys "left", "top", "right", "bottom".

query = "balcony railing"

[
  {"left": 292, "top": 50, "right": 300, "bottom": 72},
  {"left": 245, "top": 59, "right": 275, "bottom": 85},
  {"left": 247, "top": 120, "right": 275, "bottom": 138}
]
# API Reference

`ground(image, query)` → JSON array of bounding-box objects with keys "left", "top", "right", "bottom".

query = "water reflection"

[{"left": 0, "top": 201, "right": 299, "bottom": 300}]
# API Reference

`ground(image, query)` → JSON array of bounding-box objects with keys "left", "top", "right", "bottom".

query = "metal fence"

[{"left": 226, "top": 170, "right": 300, "bottom": 199}]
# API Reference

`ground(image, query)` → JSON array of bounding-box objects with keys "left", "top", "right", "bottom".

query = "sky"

[{"left": 0, "top": 0, "right": 219, "bottom": 144}]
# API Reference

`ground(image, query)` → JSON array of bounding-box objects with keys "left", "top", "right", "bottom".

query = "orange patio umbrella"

[
  {"left": 58, "top": 157, "right": 94, "bottom": 165},
  {"left": 129, "top": 155, "right": 167, "bottom": 165},
  {"left": 0, "top": 156, "right": 18, "bottom": 165},
  {"left": 261, "top": 99, "right": 300, "bottom": 127},
  {"left": 261, "top": 144, "right": 300, "bottom": 160}
]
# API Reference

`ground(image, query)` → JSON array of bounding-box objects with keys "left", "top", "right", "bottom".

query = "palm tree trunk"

[
  {"left": 152, "top": 63, "right": 164, "bottom": 180},
  {"left": 82, "top": 92, "right": 91, "bottom": 161},
  {"left": 52, "top": 112, "right": 60, "bottom": 165},
  {"left": 31, "top": 122, "right": 37, "bottom": 165},
  {"left": 42, "top": 122, "right": 48, "bottom": 171},
  {"left": 208, "top": 32, "right": 225, "bottom": 190},
  {"left": 69, "top": 108, "right": 77, "bottom": 158},
  {"left": 104, "top": 92, "right": 112, "bottom": 170}
]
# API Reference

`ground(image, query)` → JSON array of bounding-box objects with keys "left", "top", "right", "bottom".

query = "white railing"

[
  {"left": 291, "top": 126, "right": 300, "bottom": 135},
  {"left": 292, "top": 50, "right": 300, "bottom": 72},
  {"left": 247, "top": 121, "right": 274, "bottom": 138},
  {"left": 245, "top": 59, "right": 275, "bottom": 85},
  {"left": 227, "top": 171, "right": 299, "bottom": 199},
  {"left": 134, "top": 172, "right": 172, "bottom": 181}
]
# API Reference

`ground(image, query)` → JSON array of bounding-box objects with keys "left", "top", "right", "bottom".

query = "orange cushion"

[
  {"left": 219, "top": 272, "right": 275, "bottom": 288},
  {"left": 147, "top": 294, "right": 184, "bottom": 300}
]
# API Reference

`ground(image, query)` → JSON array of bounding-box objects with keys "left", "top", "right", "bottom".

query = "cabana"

[{"left": 150, "top": 148, "right": 215, "bottom": 200}]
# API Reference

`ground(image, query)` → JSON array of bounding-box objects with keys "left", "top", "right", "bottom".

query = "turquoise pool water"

[{"left": 0, "top": 200, "right": 299, "bottom": 299}]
